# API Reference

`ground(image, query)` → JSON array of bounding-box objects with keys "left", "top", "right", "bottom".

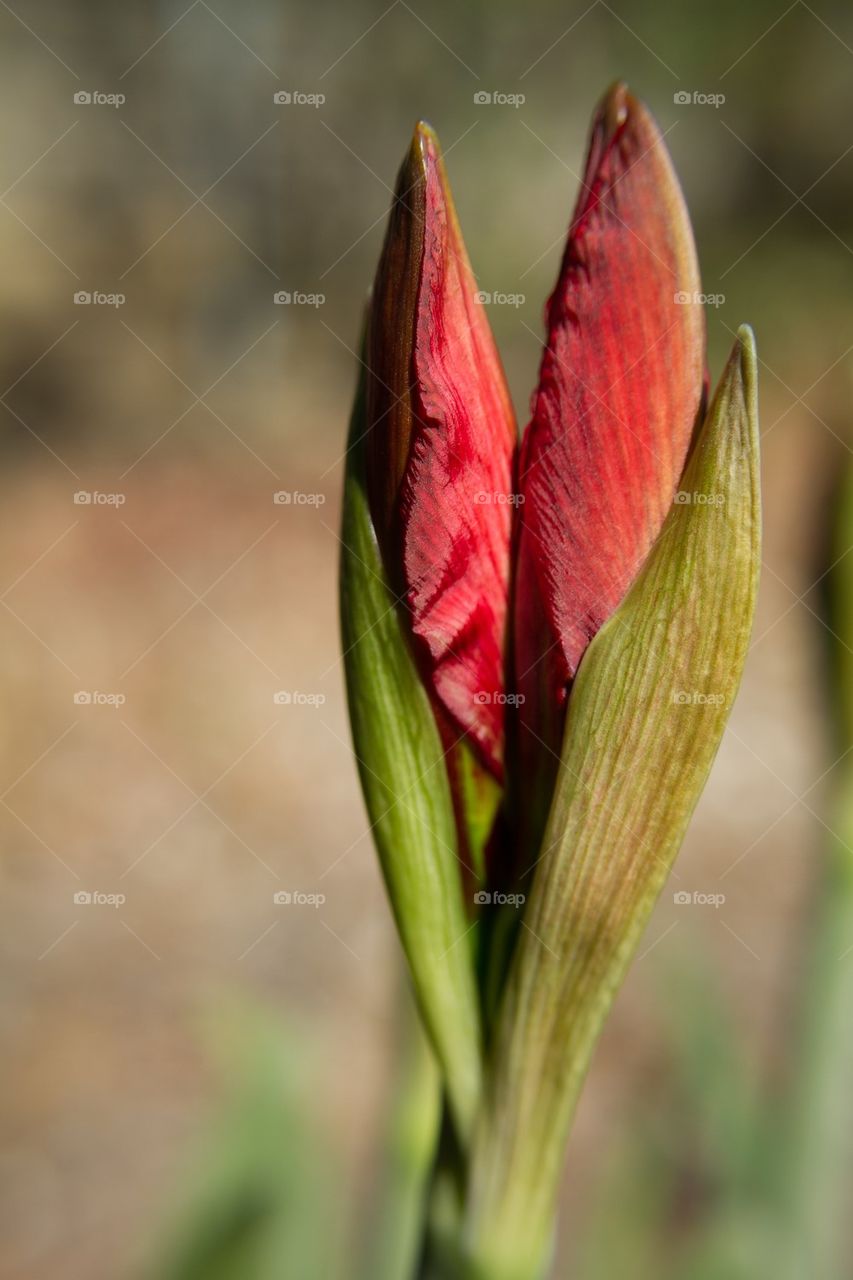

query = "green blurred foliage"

[{"left": 145, "top": 1002, "right": 345, "bottom": 1280}]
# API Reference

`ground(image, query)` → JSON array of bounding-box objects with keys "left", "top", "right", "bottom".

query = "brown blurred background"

[{"left": 0, "top": 1, "right": 852, "bottom": 1276}]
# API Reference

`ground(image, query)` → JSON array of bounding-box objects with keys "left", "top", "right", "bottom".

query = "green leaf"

[
  {"left": 769, "top": 457, "right": 853, "bottom": 1280},
  {"left": 462, "top": 327, "right": 761, "bottom": 1279},
  {"left": 340, "top": 359, "right": 483, "bottom": 1145}
]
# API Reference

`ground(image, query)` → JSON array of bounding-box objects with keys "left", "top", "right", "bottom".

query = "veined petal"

[
  {"left": 366, "top": 122, "right": 517, "bottom": 780},
  {"left": 514, "top": 83, "right": 704, "bottom": 849}
]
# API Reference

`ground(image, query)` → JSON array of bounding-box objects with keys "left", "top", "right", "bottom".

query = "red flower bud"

[
  {"left": 513, "top": 83, "right": 705, "bottom": 850},
  {"left": 366, "top": 122, "right": 517, "bottom": 781}
]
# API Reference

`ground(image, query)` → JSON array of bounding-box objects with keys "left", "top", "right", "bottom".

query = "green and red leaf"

[{"left": 366, "top": 123, "right": 517, "bottom": 782}]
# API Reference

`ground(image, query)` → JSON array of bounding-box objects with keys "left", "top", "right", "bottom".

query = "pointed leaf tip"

[{"left": 736, "top": 322, "right": 758, "bottom": 401}]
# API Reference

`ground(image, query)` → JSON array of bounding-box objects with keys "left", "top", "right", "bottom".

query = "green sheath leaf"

[
  {"left": 463, "top": 327, "right": 761, "bottom": 1278},
  {"left": 340, "top": 361, "right": 483, "bottom": 1145}
]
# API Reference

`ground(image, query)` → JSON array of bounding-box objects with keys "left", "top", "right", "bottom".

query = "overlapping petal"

[
  {"left": 366, "top": 123, "right": 517, "bottom": 781},
  {"left": 513, "top": 83, "right": 705, "bottom": 846}
]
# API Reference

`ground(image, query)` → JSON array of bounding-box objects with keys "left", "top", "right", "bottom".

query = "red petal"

[
  {"left": 514, "top": 84, "right": 704, "bottom": 834},
  {"left": 367, "top": 124, "right": 517, "bottom": 779}
]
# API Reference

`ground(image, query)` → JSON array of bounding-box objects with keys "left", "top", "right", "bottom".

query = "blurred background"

[{"left": 1, "top": 1, "right": 852, "bottom": 1276}]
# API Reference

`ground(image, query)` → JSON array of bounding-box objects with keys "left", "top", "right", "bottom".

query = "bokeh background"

[{"left": 1, "top": 1, "right": 852, "bottom": 1276}]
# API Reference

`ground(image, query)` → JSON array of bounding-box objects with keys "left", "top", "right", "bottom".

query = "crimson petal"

[
  {"left": 366, "top": 122, "right": 517, "bottom": 780},
  {"left": 514, "top": 83, "right": 705, "bottom": 848}
]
